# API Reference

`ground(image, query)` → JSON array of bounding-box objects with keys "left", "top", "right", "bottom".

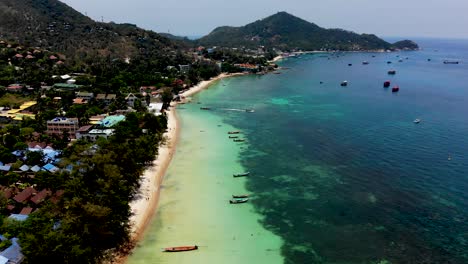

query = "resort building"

[
  {"left": 99, "top": 115, "right": 125, "bottom": 128},
  {"left": 234, "top": 63, "right": 259, "bottom": 71},
  {"left": 46, "top": 117, "right": 79, "bottom": 138},
  {"left": 76, "top": 129, "right": 115, "bottom": 142}
]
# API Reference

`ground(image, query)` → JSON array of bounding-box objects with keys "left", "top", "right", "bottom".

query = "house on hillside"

[
  {"left": 125, "top": 93, "right": 138, "bottom": 107},
  {"left": 46, "top": 117, "right": 79, "bottom": 138},
  {"left": 96, "top": 94, "right": 116, "bottom": 105}
]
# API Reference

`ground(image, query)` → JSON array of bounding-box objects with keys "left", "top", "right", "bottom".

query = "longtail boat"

[
  {"left": 229, "top": 136, "right": 239, "bottom": 139},
  {"left": 229, "top": 198, "right": 249, "bottom": 204},
  {"left": 162, "top": 245, "right": 198, "bottom": 252},
  {"left": 228, "top": 131, "right": 241, "bottom": 134},
  {"left": 233, "top": 139, "right": 245, "bottom": 142},
  {"left": 233, "top": 172, "right": 250, "bottom": 177}
]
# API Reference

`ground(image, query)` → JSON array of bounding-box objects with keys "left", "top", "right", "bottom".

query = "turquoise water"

[
  {"left": 129, "top": 38, "right": 468, "bottom": 264},
  {"left": 126, "top": 95, "right": 283, "bottom": 264},
  {"left": 191, "top": 39, "right": 468, "bottom": 263}
]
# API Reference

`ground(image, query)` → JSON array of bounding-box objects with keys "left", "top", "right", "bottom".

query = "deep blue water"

[{"left": 197, "top": 38, "right": 468, "bottom": 263}]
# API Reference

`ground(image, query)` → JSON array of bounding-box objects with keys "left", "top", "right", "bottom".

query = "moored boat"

[
  {"left": 388, "top": 70, "right": 396, "bottom": 75},
  {"left": 232, "top": 194, "right": 249, "bottom": 198},
  {"left": 229, "top": 136, "right": 238, "bottom": 139},
  {"left": 348, "top": 63, "right": 352, "bottom": 66},
  {"left": 230, "top": 198, "right": 249, "bottom": 204},
  {"left": 362, "top": 61, "right": 369, "bottom": 65},
  {"left": 233, "top": 172, "right": 250, "bottom": 177},
  {"left": 163, "top": 245, "right": 198, "bottom": 252},
  {"left": 340, "top": 81, "right": 348, "bottom": 86},
  {"left": 383, "top": 81, "right": 391, "bottom": 87},
  {"left": 387, "top": 61, "right": 392, "bottom": 64},
  {"left": 392, "top": 86, "right": 400, "bottom": 92},
  {"left": 233, "top": 139, "right": 245, "bottom": 142},
  {"left": 200, "top": 107, "right": 211, "bottom": 110},
  {"left": 443, "top": 60, "right": 459, "bottom": 64},
  {"left": 228, "top": 131, "right": 241, "bottom": 134}
]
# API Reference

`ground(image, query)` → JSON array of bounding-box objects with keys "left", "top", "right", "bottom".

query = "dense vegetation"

[
  {"left": 0, "top": 111, "right": 167, "bottom": 263},
  {"left": 0, "top": 0, "right": 184, "bottom": 62},
  {"left": 198, "top": 12, "right": 419, "bottom": 51}
]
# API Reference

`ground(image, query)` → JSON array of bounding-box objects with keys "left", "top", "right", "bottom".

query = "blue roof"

[
  {"left": 11, "top": 150, "right": 23, "bottom": 157},
  {"left": 19, "top": 165, "right": 29, "bottom": 172},
  {"left": 8, "top": 215, "right": 28, "bottom": 222},
  {"left": 30, "top": 165, "right": 41, "bottom": 172},
  {"left": 0, "top": 165, "right": 10, "bottom": 172},
  {"left": 43, "top": 163, "right": 59, "bottom": 173},
  {"left": 0, "top": 238, "right": 24, "bottom": 263}
]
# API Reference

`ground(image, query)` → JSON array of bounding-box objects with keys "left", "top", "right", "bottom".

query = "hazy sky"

[{"left": 60, "top": 0, "right": 467, "bottom": 39}]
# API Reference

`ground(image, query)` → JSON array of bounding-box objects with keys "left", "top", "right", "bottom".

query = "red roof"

[
  {"left": 78, "top": 125, "right": 93, "bottom": 132},
  {"left": 13, "top": 187, "right": 36, "bottom": 203},
  {"left": 50, "top": 190, "right": 65, "bottom": 204},
  {"left": 30, "top": 189, "right": 52, "bottom": 204},
  {"left": 2, "top": 187, "right": 15, "bottom": 199},
  {"left": 20, "top": 207, "right": 33, "bottom": 215},
  {"left": 49, "top": 55, "right": 58, "bottom": 60}
]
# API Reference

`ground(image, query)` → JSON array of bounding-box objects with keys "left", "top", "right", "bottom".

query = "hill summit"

[
  {"left": 0, "top": 0, "right": 179, "bottom": 60},
  {"left": 198, "top": 12, "right": 417, "bottom": 51}
]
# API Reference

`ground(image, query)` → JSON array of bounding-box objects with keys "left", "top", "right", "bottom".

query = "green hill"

[
  {"left": 0, "top": 0, "right": 180, "bottom": 61},
  {"left": 198, "top": 12, "right": 418, "bottom": 51}
]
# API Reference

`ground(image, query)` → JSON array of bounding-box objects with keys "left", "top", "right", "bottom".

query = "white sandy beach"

[{"left": 116, "top": 72, "right": 249, "bottom": 263}]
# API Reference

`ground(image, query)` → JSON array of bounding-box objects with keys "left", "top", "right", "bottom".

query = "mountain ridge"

[{"left": 198, "top": 12, "right": 418, "bottom": 51}]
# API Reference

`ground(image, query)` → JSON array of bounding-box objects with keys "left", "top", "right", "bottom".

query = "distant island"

[{"left": 197, "top": 12, "right": 418, "bottom": 51}]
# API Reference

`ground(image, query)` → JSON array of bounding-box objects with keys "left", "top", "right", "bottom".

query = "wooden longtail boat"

[
  {"left": 229, "top": 198, "right": 249, "bottom": 204},
  {"left": 228, "top": 131, "right": 241, "bottom": 134},
  {"left": 233, "top": 172, "right": 250, "bottom": 177},
  {"left": 233, "top": 139, "right": 245, "bottom": 142},
  {"left": 229, "top": 136, "right": 238, "bottom": 139},
  {"left": 162, "top": 245, "right": 198, "bottom": 252}
]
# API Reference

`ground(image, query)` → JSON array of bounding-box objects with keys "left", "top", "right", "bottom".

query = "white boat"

[{"left": 413, "top": 119, "right": 421, "bottom": 124}]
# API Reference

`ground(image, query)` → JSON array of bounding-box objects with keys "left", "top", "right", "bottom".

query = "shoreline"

[{"left": 117, "top": 72, "right": 249, "bottom": 263}]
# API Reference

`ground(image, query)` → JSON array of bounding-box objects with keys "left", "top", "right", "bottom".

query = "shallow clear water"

[{"left": 130, "top": 38, "right": 468, "bottom": 264}]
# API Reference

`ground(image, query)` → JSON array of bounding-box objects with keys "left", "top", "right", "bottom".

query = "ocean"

[{"left": 128, "top": 38, "right": 468, "bottom": 264}]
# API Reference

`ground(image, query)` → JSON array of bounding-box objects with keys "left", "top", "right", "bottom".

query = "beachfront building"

[
  {"left": 46, "top": 117, "right": 79, "bottom": 138},
  {"left": 179, "top": 64, "right": 190, "bottom": 74},
  {"left": 148, "top": 103, "right": 163, "bottom": 116},
  {"left": 234, "top": 63, "right": 259, "bottom": 72},
  {"left": 76, "top": 129, "right": 115, "bottom": 142}
]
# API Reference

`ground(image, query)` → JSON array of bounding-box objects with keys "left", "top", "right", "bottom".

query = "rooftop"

[{"left": 99, "top": 115, "right": 125, "bottom": 128}]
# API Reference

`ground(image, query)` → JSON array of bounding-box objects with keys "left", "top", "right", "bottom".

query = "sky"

[{"left": 60, "top": 0, "right": 468, "bottom": 39}]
